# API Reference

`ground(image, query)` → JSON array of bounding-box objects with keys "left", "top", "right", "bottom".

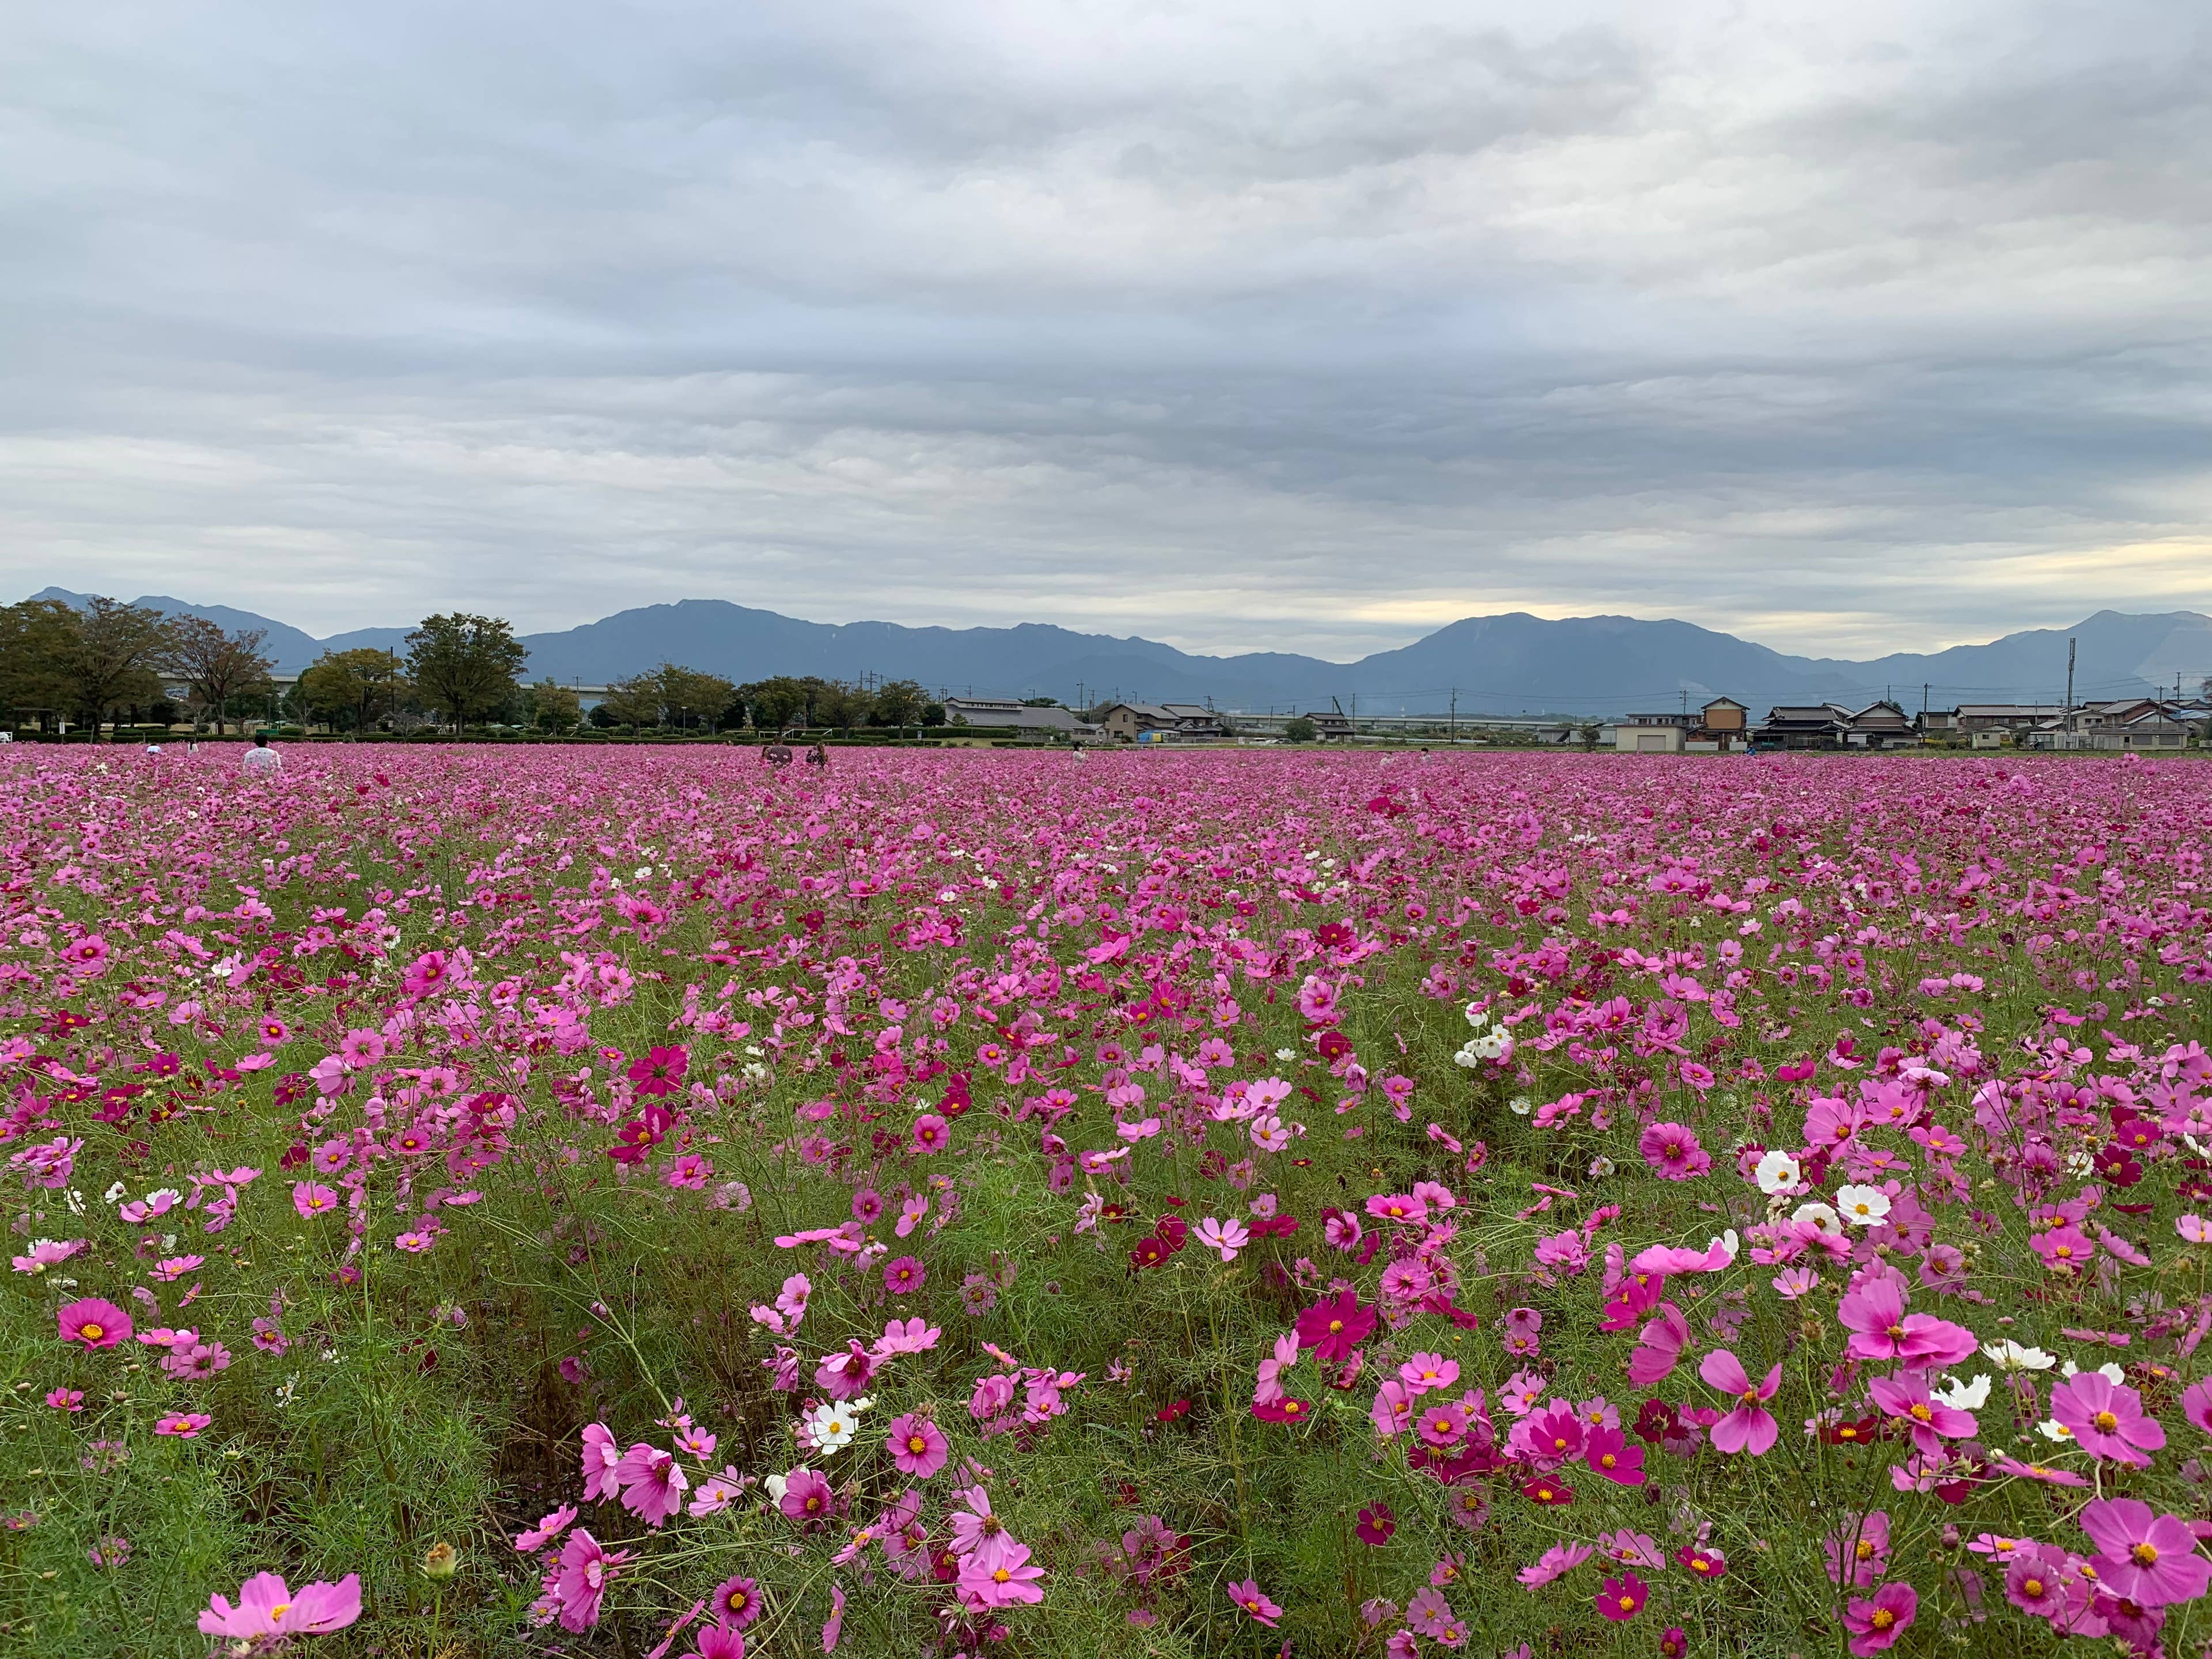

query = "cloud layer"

[{"left": 4, "top": 0, "right": 2208, "bottom": 658}]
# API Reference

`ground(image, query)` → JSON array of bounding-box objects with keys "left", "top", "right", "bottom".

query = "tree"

[
  {"left": 165, "top": 616, "right": 275, "bottom": 734},
  {"left": 52, "top": 597, "right": 173, "bottom": 734},
  {"left": 657, "top": 665, "right": 737, "bottom": 732},
  {"left": 1283, "top": 716, "right": 1317, "bottom": 743},
  {"left": 404, "top": 614, "right": 528, "bottom": 733},
  {"left": 301, "top": 649, "right": 410, "bottom": 734},
  {"left": 529, "top": 680, "right": 581, "bottom": 733},
  {"left": 0, "top": 599, "right": 81, "bottom": 725},
  {"left": 599, "top": 672, "right": 660, "bottom": 730},
  {"left": 873, "top": 679, "right": 926, "bottom": 734},
  {"left": 1577, "top": 721, "right": 1601, "bottom": 752}
]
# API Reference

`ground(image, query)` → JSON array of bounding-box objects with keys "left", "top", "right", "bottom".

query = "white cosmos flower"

[
  {"left": 1463, "top": 1003, "right": 1489, "bottom": 1029},
  {"left": 1933, "top": 1374, "right": 1991, "bottom": 1411},
  {"left": 1835, "top": 1185, "right": 1892, "bottom": 1227},
  {"left": 807, "top": 1403, "right": 858, "bottom": 1451},
  {"left": 1274, "top": 1048, "right": 1296, "bottom": 1061},
  {"left": 1792, "top": 1202, "right": 1844, "bottom": 1237},
  {"left": 1754, "top": 1150, "right": 1802, "bottom": 1195},
  {"left": 2058, "top": 1360, "right": 2126, "bottom": 1384},
  {"left": 1981, "top": 1340, "right": 2056, "bottom": 1373},
  {"left": 2037, "top": 1419, "right": 2074, "bottom": 1444}
]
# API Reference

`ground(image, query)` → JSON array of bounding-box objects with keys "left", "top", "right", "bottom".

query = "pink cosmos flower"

[
  {"left": 581, "top": 1423, "right": 623, "bottom": 1503},
  {"left": 292, "top": 1181, "right": 338, "bottom": 1218},
  {"left": 1824, "top": 1512, "right": 1891, "bottom": 1586},
  {"left": 958, "top": 1539, "right": 1046, "bottom": 1607},
  {"left": 56, "top": 1297, "right": 131, "bottom": 1350},
  {"left": 514, "top": 1505, "right": 578, "bottom": 1552},
  {"left": 554, "top": 1529, "right": 631, "bottom": 1631},
  {"left": 910, "top": 1113, "right": 950, "bottom": 1153},
  {"left": 1228, "top": 1577, "right": 1283, "bottom": 1627},
  {"left": 2079, "top": 1498, "right": 2212, "bottom": 1606},
  {"left": 1867, "top": 1372, "right": 1976, "bottom": 1455},
  {"left": 156, "top": 1412, "right": 212, "bottom": 1438},
  {"left": 1415, "top": 1399, "right": 1470, "bottom": 1448},
  {"left": 1637, "top": 1123, "right": 1711, "bottom": 1179},
  {"left": 948, "top": 1484, "right": 1019, "bottom": 1569},
  {"left": 887, "top": 1414, "right": 949, "bottom": 1478},
  {"left": 2050, "top": 1372, "right": 2165, "bottom": 1465},
  {"left": 1698, "top": 1349, "right": 1781, "bottom": 1455},
  {"left": 1195, "top": 1216, "right": 1249, "bottom": 1262},
  {"left": 1842, "top": 1582, "right": 1916, "bottom": 1654},
  {"left": 1627, "top": 1302, "right": 1691, "bottom": 1387},
  {"left": 2184, "top": 1377, "right": 2212, "bottom": 1435},
  {"left": 874, "top": 1317, "right": 941, "bottom": 1357},
  {"left": 1836, "top": 1275, "right": 1975, "bottom": 1366},
  {"left": 198, "top": 1571, "right": 362, "bottom": 1637},
  {"left": 1585, "top": 1426, "right": 1646, "bottom": 1485},
  {"left": 778, "top": 1468, "right": 835, "bottom": 1527},
  {"left": 882, "top": 1255, "right": 926, "bottom": 1295},
  {"left": 1516, "top": 1541, "right": 1593, "bottom": 1587},
  {"left": 1256, "top": 1331, "right": 1302, "bottom": 1406},
  {"left": 613, "top": 1442, "right": 690, "bottom": 1527}
]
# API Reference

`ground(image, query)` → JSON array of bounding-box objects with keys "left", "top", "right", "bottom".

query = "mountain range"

[{"left": 26, "top": 588, "right": 2212, "bottom": 717}]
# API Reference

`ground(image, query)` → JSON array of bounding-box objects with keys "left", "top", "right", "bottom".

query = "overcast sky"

[{"left": 3, "top": 0, "right": 2207, "bottom": 659}]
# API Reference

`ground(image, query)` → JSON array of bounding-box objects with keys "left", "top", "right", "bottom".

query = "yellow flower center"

[
  {"left": 2094, "top": 1411, "right": 2119, "bottom": 1432},
  {"left": 1870, "top": 1610, "right": 1893, "bottom": 1631},
  {"left": 2134, "top": 1543, "right": 2160, "bottom": 1566}
]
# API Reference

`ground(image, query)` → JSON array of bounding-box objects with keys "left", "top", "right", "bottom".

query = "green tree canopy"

[
  {"left": 404, "top": 614, "right": 527, "bottom": 732},
  {"left": 301, "top": 649, "right": 410, "bottom": 734}
]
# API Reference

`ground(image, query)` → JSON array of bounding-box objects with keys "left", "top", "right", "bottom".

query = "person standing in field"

[{"left": 241, "top": 733, "right": 283, "bottom": 775}]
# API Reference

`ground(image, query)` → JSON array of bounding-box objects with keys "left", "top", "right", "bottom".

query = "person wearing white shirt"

[{"left": 241, "top": 734, "right": 283, "bottom": 774}]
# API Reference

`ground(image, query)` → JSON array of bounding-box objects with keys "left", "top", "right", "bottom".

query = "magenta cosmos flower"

[
  {"left": 56, "top": 1297, "right": 131, "bottom": 1350},
  {"left": 1228, "top": 1577, "right": 1283, "bottom": 1627},
  {"left": 2050, "top": 1372, "right": 2166, "bottom": 1464},
  {"left": 291, "top": 1181, "right": 339, "bottom": 1218},
  {"left": 627, "top": 1046, "right": 688, "bottom": 1096},
  {"left": 882, "top": 1255, "right": 926, "bottom": 1295},
  {"left": 1842, "top": 1582, "right": 1915, "bottom": 1654},
  {"left": 1637, "top": 1122, "right": 1711, "bottom": 1179},
  {"left": 1597, "top": 1573, "right": 1649, "bottom": 1622},
  {"left": 1296, "top": 1290, "right": 1377, "bottom": 1361},
  {"left": 887, "top": 1413, "right": 949, "bottom": 1478},
  {"left": 2079, "top": 1498, "right": 2212, "bottom": 1606},
  {"left": 1836, "top": 1276, "right": 1974, "bottom": 1366},
  {"left": 1698, "top": 1349, "right": 1781, "bottom": 1455},
  {"left": 779, "top": 1468, "right": 835, "bottom": 1526},
  {"left": 707, "top": 1573, "right": 762, "bottom": 1628},
  {"left": 198, "top": 1571, "right": 362, "bottom": 1637}
]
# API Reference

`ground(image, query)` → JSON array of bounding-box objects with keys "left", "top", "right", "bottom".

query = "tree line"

[{"left": 0, "top": 597, "right": 948, "bottom": 737}]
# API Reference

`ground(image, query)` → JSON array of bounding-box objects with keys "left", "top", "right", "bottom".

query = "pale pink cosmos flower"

[
  {"left": 1698, "top": 1349, "right": 1781, "bottom": 1455},
  {"left": 1195, "top": 1217, "right": 1249, "bottom": 1262},
  {"left": 198, "top": 1571, "right": 362, "bottom": 1638}
]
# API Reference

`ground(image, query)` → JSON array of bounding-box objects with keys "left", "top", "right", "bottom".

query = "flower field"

[{"left": 5, "top": 745, "right": 2212, "bottom": 1658}]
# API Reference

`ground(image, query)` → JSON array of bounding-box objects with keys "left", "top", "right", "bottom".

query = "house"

[
  {"left": 1300, "top": 711, "right": 1356, "bottom": 741},
  {"left": 1621, "top": 698, "right": 1749, "bottom": 750},
  {"left": 1955, "top": 703, "right": 2065, "bottom": 736},
  {"left": 1754, "top": 704, "right": 1854, "bottom": 748},
  {"left": 1842, "top": 701, "right": 1914, "bottom": 746},
  {"left": 1699, "top": 698, "right": 1749, "bottom": 744},
  {"left": 942, "top": 696, "right": 1099, "bottom": 738},
  {"left": 1158, "top": 703, "right": 1232, "bottom": 739}
]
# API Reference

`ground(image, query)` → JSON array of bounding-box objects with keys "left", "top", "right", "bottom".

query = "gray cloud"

[{"left": 2, "top": 0, "right": 2208, "bottom": 658}]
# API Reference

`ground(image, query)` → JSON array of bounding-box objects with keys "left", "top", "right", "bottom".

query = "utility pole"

[
  {"left": 2064, "top": 637, "right": 2077, "bottom": 732},
  {"left": 1449, "top": 687, "right": 1457, "bottom": 745}
]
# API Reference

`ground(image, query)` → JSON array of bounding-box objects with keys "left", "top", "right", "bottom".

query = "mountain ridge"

[{"left": 25, "top": 587, "right": 2211, "bottom": 716}]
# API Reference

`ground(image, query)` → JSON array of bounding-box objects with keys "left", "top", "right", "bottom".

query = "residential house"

[
  {"left": 1158, "top": 702, "right": 1232, "bottom": 738},
  {"left": 1752, "top": 702, "right": 1915, "bottom": 749},
  {"left": 1300, "top": 711, "right": 1356, "bottom": 740}
]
